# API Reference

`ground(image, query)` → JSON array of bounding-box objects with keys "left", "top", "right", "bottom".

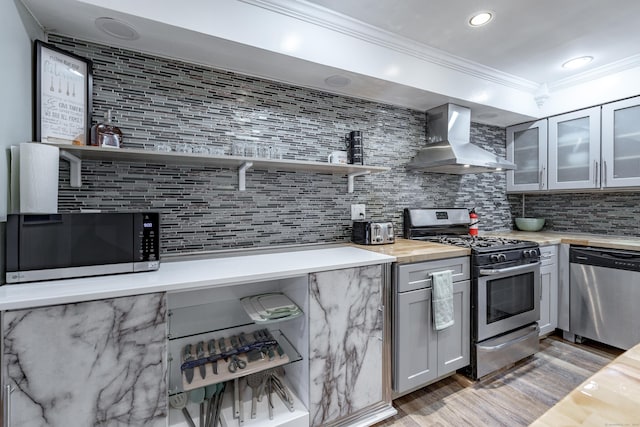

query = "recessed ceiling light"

[
  {"left": 562, "top": 56, "right": 593, "bottom": 69},
  {"left": 324, "top": 75, "right": 351, "bottom": 88},
  {"left": 469, "top": 12, "right": 493, "bottom": 27},
  {"left": 95, "top": 17, "right": 140, "bottom": 41}
]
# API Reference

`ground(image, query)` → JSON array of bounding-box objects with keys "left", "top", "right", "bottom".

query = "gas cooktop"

[
  {"left": 412, "top": 235, "right": 537, "bottom": 253},
  {"left": 403, "top": 208, "right": 538, "bottom": 254}
]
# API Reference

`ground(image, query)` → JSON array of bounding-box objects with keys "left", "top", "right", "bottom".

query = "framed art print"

[{"left": 35, "top": 40, "right": 92, "bottom": 145}]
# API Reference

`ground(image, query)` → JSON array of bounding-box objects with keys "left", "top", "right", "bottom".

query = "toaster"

[{"left": 352, "top": 221, "right": 395, "bottom": 245}]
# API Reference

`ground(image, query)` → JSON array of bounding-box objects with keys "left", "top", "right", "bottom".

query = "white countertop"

[{"left": 0, "top": 246, "right": 395, "bottom": 311}]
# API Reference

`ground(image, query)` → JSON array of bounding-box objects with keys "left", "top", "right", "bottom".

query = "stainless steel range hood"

[{"left": 408, "top": 104, "right": 516, "bottom": 174}]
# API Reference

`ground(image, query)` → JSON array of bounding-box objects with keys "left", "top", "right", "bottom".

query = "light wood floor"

[{"left": 376, "top": 335, "right": 621, "bottom": 427}]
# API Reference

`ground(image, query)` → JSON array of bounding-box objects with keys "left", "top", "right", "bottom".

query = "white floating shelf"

[{"left": 44, "top": 142, "right": 390, "bottom": 193}]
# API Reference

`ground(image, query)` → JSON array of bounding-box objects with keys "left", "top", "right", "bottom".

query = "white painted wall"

[{"left": 0, "top": 0, "right": 43, "bottom": 282}]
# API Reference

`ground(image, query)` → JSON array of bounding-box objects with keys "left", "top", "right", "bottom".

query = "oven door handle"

[{"left": 479, "top": 261, "right": 540, "bottom": 276}]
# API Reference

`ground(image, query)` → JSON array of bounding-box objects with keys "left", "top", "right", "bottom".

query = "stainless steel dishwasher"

[{"left": 570, "top": 246, "right": 640, "bottom": 350}]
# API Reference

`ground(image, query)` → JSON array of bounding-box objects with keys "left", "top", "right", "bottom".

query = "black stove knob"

[
  {"left": 498, "top": 254, "right": 507, "bottom": 262},
  {"left": 490, "top": 254, "right": 500, "bottom": 263},
  {"left": 523, "top": 249, "right": 538, "bottom": 258}
]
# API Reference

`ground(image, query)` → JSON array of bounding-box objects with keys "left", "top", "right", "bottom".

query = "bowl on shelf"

[{"left": 515, "top": 217, "right": 546, "bottom": 231}]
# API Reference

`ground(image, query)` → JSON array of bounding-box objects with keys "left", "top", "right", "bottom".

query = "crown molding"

[
  {"left": 240, "top": 0, "right": 540, "bottom": 93},
  {"left": 547, "top": 52, "right": 640, "bottom": 92}
]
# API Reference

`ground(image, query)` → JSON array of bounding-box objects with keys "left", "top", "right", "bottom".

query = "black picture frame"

[{"left": 35, "top": 40, "right": 93, "bottom": 145}]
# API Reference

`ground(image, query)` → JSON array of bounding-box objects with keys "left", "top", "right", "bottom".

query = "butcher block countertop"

[
  {"left": 486, "top": 231, "right": 640, "bottom": 251},
  {"left": 352, "top": 232, "right": 640, "bottom": 263},
  {"left": 531, "top": 341, "right": 640, "bottom": 427},
  {"left": 351, "top": 238, "right": 470, "bottom": 263}
]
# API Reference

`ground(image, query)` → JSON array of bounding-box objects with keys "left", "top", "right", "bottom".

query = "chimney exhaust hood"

[{"left": 407, "top": 104, "right": 516, "bottom": 174}]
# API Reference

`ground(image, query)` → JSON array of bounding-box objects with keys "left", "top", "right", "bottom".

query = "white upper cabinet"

[
  {"left": 547, "top": 107, "right": 601, "bottom": 190},
  {"left": 506, "top": 119, "right": 548, "bottom": 192},
  {"left": 601, "top": 96, "right": 640, "bottom": 188},
  {"left": 508, "top": 100, "right": 640, "bottom": 193}
]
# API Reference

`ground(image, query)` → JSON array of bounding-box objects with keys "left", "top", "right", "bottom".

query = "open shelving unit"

[
  {"left": 44, "top": 142, "right": 390, "bottom": 193},
  {"left": 167, "top": 283, "right": 310, "bottom": 427}
]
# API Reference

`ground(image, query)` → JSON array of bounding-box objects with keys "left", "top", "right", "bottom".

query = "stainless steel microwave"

[{"left": 5, "top": 212, "right": 160, "bottom": 284}]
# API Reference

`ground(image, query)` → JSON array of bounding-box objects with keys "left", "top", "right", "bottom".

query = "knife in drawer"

[
  {"left": 207, "top": 339, "right": 218, "bottom": 375},
  {"left": 196, "top": 341, "right": 206, "bottom": 379},
  {"left": 182, "top": 343, "right": 194, "bottom": 384}
]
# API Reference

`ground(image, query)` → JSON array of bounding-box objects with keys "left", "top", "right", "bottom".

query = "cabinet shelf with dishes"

[{"left": 43, "top": 142, "right": 390, "bottom": 193}]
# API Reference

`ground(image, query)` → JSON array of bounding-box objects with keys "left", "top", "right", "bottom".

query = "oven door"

[{"left": 476, "top": 261, "right": 541, "bottom": 342}]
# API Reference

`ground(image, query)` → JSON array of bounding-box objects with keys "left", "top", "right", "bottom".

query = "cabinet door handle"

[
  {"left": 603, "top": 160, "right": 608, "bottom": 187},
  {"left": 594, "top": 160, "right": 599, "bottom": 186},
  {"left": 540, "top": 280, "right": 543, "bottom": 301},
  {"left": 539, "top": 166, "right": 546, "bottom": 189},
  {"left": 4, "top": 384, "right": 14, "bottom": 427}
]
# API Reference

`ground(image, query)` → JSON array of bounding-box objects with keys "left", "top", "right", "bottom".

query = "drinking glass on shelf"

[
  {"left": 257, "top": 143, "right": 270, "bottom": 159},
  {"left": 176, "top": 143, "right": 193, "bottom": 154},
  {"left": 192, "top": 145, "right": 209, "bottom": 155},
  {"left": 244, "top": 141, "right": 257, "bottom": 158},
  {"left": 209, "top": 147, "right": 225, "bottom": 156},
  {"left": 232, "top": 141, "right": 245, "bottom": 156},
  {"left": 153, "top": 142, "right": 172, "bottom": 152},
  {"left": 270, "top": 145, "right": 283, "bottom": 160}
]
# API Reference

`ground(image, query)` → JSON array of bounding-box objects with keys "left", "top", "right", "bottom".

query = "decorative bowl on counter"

[{"left": 515, "top": 217, "right": 545, "bottom": 231}]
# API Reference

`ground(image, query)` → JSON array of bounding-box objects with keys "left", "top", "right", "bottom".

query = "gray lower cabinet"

[
  {"left": 394, "top": 279, "right": 470, "bottom": 394},
  {"left": 436, "top": 279, "right": 471, "bottom": 375},
  {"left": 1, "top": 293, "right": 167, "bottom": 427},
  {"left": 393, "top": 256, "right": 471, "bottom": 396},
  {"left": 308, "top": 264, "right": 391, "bottom": 427},
  {"left": 395, "top": 286, "right": 438, "bottom": 388}
]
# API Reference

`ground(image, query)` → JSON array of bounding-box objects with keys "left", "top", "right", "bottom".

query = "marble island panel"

[{"left": 2, "top": 293, "right": 167, "bottom": 427}]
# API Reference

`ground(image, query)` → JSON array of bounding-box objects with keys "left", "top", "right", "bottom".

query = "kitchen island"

[
  {"left": 531, "top": 340, "right": 640, "bottom": 426},
  {"left": 1, "top": 245, "right": 396, "bottom": 427}
]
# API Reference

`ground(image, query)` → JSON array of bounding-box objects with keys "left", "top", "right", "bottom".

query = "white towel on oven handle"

[{"left": 432, "top": 270, "right": 454, "bottom": 330}]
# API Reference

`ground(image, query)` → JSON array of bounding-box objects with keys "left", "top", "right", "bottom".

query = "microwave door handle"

[{"left": 479, "top": 261, "right": 541, "bottom": 276}]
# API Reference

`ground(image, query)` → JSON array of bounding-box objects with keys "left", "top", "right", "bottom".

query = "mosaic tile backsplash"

[
  {"left": 48, "top": 35, "right": 639, "bottom": 254},
  {"left": 508, "top": 193, "right": 640, "bottom": 237}
]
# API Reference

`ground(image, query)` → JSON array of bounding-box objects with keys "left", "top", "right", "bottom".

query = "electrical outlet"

[{"left": 351, "top": 204, "right": 366, "bottom": 220}]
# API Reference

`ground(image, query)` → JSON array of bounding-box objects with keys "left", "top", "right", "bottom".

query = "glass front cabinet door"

[
  {"left": 547, "top": 107, "right": 601, "bottom": 190},
  {"left": 506, "top": 119, "right": 548, "bottom": 192},
  {"left": 601, "top": 96, "right": 640, "bottom": 188}
]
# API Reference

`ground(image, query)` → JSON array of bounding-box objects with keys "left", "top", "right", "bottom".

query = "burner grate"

[{"left": 427, "top": 235, "right": 525, "bottom": 249}]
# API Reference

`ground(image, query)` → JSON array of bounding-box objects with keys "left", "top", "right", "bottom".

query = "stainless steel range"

[{"left": 404, "top": 208, "right": 541, "bottom": 379}]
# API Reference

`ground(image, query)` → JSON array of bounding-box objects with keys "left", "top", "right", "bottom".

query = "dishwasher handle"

[{"left": 570, "top": 246, "right": 640, "bottom": 271}]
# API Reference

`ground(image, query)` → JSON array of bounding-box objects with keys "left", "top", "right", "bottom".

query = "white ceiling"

[
  {"left": 19, "top": 0, "right": 640, "bottom": 127},
  {"left": 305, "top": 0, "right": 640, "bottom": 85}
]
